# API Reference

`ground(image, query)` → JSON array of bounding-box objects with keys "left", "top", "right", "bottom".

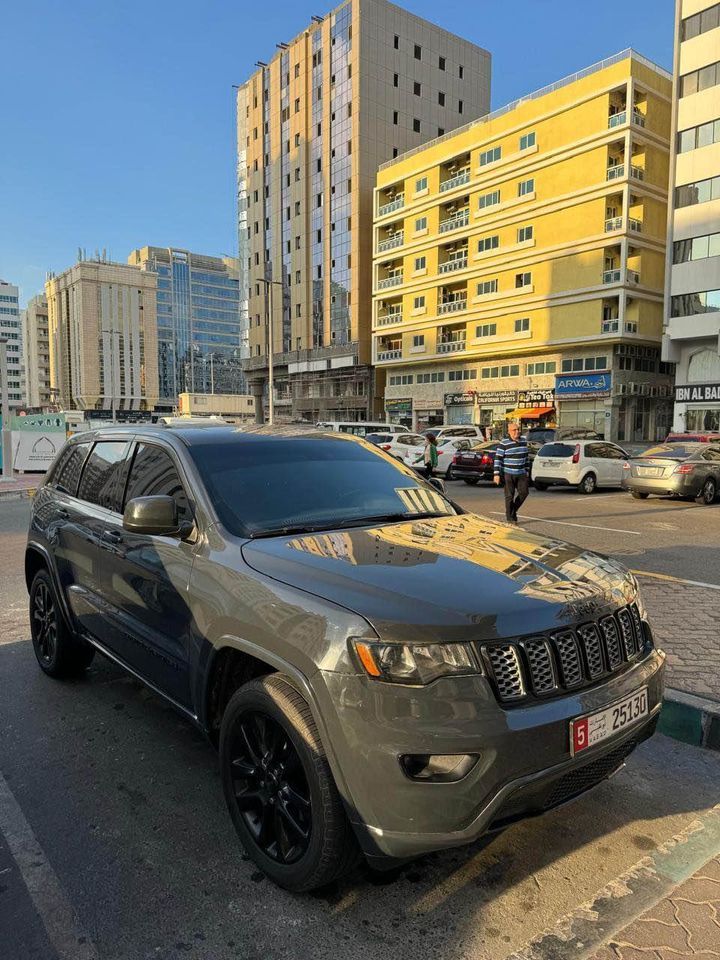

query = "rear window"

[
  {"left": 470, "top": 441, "right": 498, "bottom": 452},
  {"left": 637, "top": 444, "right": 701, "bottom": 460},
  {"left": 538, "top": 443, "right": 576, "bottom": 458}
]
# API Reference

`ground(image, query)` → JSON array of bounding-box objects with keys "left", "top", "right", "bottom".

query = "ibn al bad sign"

[{"left": 675, "top": 382, "right": 720, "bottom": 403}]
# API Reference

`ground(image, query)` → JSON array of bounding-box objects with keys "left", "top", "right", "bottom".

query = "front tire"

[
  {"left": 697, "top": 477, "right": 717, "bottom": 506},
  {"left": 29, "top": 569, "right": 95, "bottom": 678},
  {"left": 220, "top": 675, "right": 359, "bottom": 892},
  {"left": 579, "top": 472, "right": 597, "bottom": 495},
  {"left": 533, "top": 480, "right": 548, "bottom": 491}
]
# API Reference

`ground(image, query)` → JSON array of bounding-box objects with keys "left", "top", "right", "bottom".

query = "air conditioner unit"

[
  {"left": 617, "top": 383, "right": 628, "bottom": 396},
  {"left": 630, "top": 382, "right": 640, "bottom": 395},
  {"left": 649, "top": 386, "right": 658, "bottom": 397},
  {"left": 639, "top": 383, "right": 650, "bottom": 396}
]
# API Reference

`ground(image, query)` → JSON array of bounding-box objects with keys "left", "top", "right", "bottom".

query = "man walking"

[{"left": 493, "top": 421, "right": 530, "bottom": 523}]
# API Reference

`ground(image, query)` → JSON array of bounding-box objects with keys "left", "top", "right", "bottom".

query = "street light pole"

[
  {"left": 257, "top": 277, "right": 283, "bottom": 425},
  {"left": 0, "top": 337, "right": 13, "bottom": 480}
]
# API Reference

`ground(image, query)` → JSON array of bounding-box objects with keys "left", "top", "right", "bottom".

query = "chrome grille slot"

[
  {"left": 600, "top": 616, "right": 623, "bottom": 669},
  {"left": 617, "top": 608, "right": 636, "bottom": 658},
  {"left": 521, "top": 637, "right": 557, "bottom": 695},
  {"left": 552, "top": 631, "right": 584, "bottom": 688},
  {"left": 577, "top": 622, "right": 605, "bottom": 679},
  {"left": 486, "top": 644, "right": 526, "bottom": 702}
]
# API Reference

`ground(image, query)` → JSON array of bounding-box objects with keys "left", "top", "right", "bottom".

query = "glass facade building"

[{"left": 128, "top": 247, "right": 244, "bottom": 407}]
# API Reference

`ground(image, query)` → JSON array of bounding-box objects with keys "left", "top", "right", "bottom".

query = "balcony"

[
  {"left": 438, "top": 339, "right": 466, "bottom": 353},
  {"left": 608, "top": 110, "right": 626, "bottom": 128},
  {"left": 438, "top": 298, "right": 468, "bottom": 315},
  {"left": 602, "top": 319, "right": 620, "bottom": 334},
  {"left": 440, "top": 169, "right": 470, "bottom": 193},
  {"left": 605, "top": 216, "right": 623, "bottom": 232},
  {"left": 627, "top": 269, "right": 640, "bottom": 284},
  {"left": 632, "top": 110, "right": 645, "bottom": 128},
  {"left": 378, "top": 194, "right": 405, "bottom": 217},
  {"left": 438, "top": 256, "right": 468, "bottom": 274},
  {"left": 377, "top": 231, "right": 404, "bottom": 253},
  {"left": 376, "top": 311, "right": 403, "bottom": 326},
  {"left": 603, "top": 268, "right": 621, "bottom": 283},
  {"left": 630, "top": 165, "right": 645, "bottom": 181},
  {"left": 606, "top": 164, "right": 624, "bottom": 180},
  {"left": 628, "top": 218, "right": 643, "bottom": 233},
  {"left": 377, "top": 348, "right": 402, "bottom": 361},
  {"left": 377, "top": 273, "right": 403, "bottom": 290},
  {"left": 439, "top": 210, "right": 470, "bottom": 234}
]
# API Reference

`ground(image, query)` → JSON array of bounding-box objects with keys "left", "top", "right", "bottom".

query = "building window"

[
  {"left": 316, "top": 193, "right": 322, "bottom": 207},
  {"left": 413, "top": 295, "right": 426, "bottom": 310},
  {"left": 518, "top": 178, "right": 535, "bottom": 196},
  {"left": 476, "top": 323, "right": 497, "bottom": 338},
  {"left": 517, "top": 225, "right": 534, "bottom": 243},
  {"left": 438, "top": 91, "right": 445, "bottom": 106},
  {"left": 458, "top": 99, "right": 464, "bottom": 114},
  {"left": 478, "top": 189, "right": 500, "bottom": 209},
  {"left": 519, "top": 131, "right": 536, "bottom": 150},
  {"left": 527, "top": 361, "right": 556, "bottom": 375},
  {"left": 515, "top": 272, "right": 532, "bottom": 288},
  {"left": 414, "top": 44, "right": 421, "bottom": 60},
  {"left": 415, "top": 176, "right": 428, "bottom": 192},
  {"left": 514, "top": 317, "right": 530, "bottom": 332},
  {"left": 681, "top": 4, "right": 720, "bottom": 41},
  {"left": 477, "top": 235, "right": 499, "bottom": 252},
  {"left": 561, "top": 356, "right": 608, "bottom": 372},
  {"left": 671, "top": 289, "right": 720, "bottom": 316},
  {"left": 477, "top": 279, "right": 498, "bottom": 296},
  {"left": 295, "top": 236, "right": 301, "bottom": 250},
  {"left": 393, "top": 110, "right": 398, "bottom": 125},
  {"left": 415, "top": 216, "right": 427, "bottom": 232},
  {"left": 459, "top": 64, "right": 464, "bottom": 79},
  {"left": 392, "top": 147, "right": 398, "bottom": 158},
  {"left": 673, "top": 232, "right": 720, "bottom": 263},
  {"left": 414, "top": 81, "right": 421, "bottom": 96},
  {"left": 414, "top": 256, "right": 426, "bottom": 271},
  {"left": 479, "top": 146, "right": 501, "bottom": 166},
  {"left": 675, "top": 176, "right": 720, "bottom": 208},
  {"left": 680, "top": 60, "right": 720, "bottom": 98},
  {"left": 294, "top": 98, "right": 300, "bottom": 113},
  {"left": 413, "top": 335, "right": 425, "bottom": 347},
  {"left": 449, "top": 370, "right": 476, "bottom": 381},
  {"left": 439, "top": 55, "right": 446, "bottom": 70},
  {"left": 394, "top": 34, "right": 399, "bottom": 49},
  {"left": 393, "top": 73, "right": 399, "bottom": 87},
  {"left": 678, "top": 118, "right": 720, "bottom": 153},
  {"left": 413, "top": 118, "right": 421, "bottom": 133}
]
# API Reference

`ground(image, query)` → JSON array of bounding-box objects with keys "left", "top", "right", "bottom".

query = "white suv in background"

[
  {"left": 427, "top": 425, "right": 486, "bottom": 443},
  {"left": 531, "top": 440, "right": 629, "bottom": 493}
]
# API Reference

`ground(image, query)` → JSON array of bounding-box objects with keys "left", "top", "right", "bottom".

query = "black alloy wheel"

[
  {"left": 31, "top": 578, "right": 58, "bottom": 667},
  {"left": 228, "top": 711, "right": 312, "bottom": 865}
]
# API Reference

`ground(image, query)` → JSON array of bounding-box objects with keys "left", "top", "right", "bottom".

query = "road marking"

[
  {"left": 632, "top": 569, "right": 720, "bottom": 591},
  {"left": 0, "top": 771, "right": 99, "bottom": 960},
  {"left": 491, "top": 513, "right": 642, "bottom": 535}
]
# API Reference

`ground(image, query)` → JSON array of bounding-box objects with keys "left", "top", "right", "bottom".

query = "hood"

[{"left": 241, "top": 514, "right": 638, "bottom": 643}]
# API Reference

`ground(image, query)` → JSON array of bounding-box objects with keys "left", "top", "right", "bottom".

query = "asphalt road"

[{"left": 1, "top": 495, "right": 720, "bottom": 960}]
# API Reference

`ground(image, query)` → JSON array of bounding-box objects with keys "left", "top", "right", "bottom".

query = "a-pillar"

[{"left": 249, "top": 378, "right": 265, "bottom": 424}]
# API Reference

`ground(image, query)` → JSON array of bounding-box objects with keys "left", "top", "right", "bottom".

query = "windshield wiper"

[
  {"left": 335, "top": 512, "right": 452, "bottom": 528},
  {"left": 248, "top": 512, "right": 453, "bottom": 539}
]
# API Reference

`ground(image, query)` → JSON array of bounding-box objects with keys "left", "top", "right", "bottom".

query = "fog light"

[{"left": 400, "top": 753, "right": 479, "bottom": 783}]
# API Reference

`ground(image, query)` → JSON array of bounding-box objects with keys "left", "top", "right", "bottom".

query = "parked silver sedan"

[{"left": 622, "top": 442, "right": 720, "bottom": 504}]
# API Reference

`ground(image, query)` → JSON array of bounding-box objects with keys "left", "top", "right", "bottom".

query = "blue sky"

[{"left": 0, "top": 0, "right": 674, "bottom": 306}]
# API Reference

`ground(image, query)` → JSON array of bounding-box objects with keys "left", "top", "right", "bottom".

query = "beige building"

[
  {"left": 177, "top": 391, "right": 255, "bottom": 422},
  {"left": 21, "top": 294, "right": 52, "bottom": 409},
  {"left": 663, "top": 0, "right": 720, "bottom": 432},
  {"left": 45, "top": 256, "right": 159, "bottom": 412},
  {"left": 237, "top": 0, "right": 490, "bottom": 422}
]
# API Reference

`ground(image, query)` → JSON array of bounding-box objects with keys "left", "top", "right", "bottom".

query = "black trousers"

[{"left": 504, "top": 474, "right": 529, "bottom": 521}]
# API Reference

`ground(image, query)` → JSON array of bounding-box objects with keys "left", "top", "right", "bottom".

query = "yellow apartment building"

[{"left": 373, "top": 50, "right": 675, "bottom": 441}]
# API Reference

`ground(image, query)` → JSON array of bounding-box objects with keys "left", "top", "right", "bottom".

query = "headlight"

[{"left": 352, "top": 639, "right": 481, "bottom": 685}]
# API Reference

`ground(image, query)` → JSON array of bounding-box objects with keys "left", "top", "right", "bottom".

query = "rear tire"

[
  {"left": 697, "top": 477, "right": 717, "bottom": 506},
  {"left": 631, "top": 491, "right": 649, "bottom": 500},
  {"left": 579, "top": 473, "right": 597, "bottom": 495},
  {"left": 463, "top": 478, "right": 479, "bottom": 486},
  {"left": 533, "top": 481, "right": 548, "bottom": 491},
  {"left": 29, "top": 569, "right": 95, "bottom": 678},
  {"left": 220, "top": 674, "right": 359, "bottom": 892}
]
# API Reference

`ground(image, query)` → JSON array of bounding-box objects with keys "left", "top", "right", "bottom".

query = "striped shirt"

[{"left": 494, "top": 436, "right": 529, "bottom": 477}]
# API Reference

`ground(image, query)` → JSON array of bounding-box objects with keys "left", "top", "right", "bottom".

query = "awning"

[{"left": 506, "top": 406, "right": 555, "bottom": 420}]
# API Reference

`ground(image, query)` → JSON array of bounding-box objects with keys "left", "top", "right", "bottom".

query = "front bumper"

[{"left": 315, "top": 647, "right": 665, "bottom": 860}]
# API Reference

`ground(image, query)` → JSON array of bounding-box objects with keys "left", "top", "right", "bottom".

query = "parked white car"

[
  {"left": 427, "top": 425, "right": 486, "bottom": 443},
  {"left": 380, "top": 433, "right": 475, "bottom": 476},
  {"left": 531, "top": 439, "right": 629, "bottom": 493}
]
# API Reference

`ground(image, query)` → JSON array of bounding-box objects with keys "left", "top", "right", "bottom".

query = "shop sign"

[
  {"left": 675, "top": 382, "right": 720, "bottom": 403},
  {"left": 385, "top": 397, "right": 412, "bottom": 413},
  {"left": 475, "top": 390, "right": 517, "bottom": 405},
  {"left": 518, "top": 389, "right": 555, "bottom": 406},
  {"left": 444, "top": 392, "right": 475, "bottom": 405},
  {"left": 85, "top": 409, "right": 152, "bottom": 422},
  {"left": 555, "top": 373, "right": 611, "bottom": 399}
]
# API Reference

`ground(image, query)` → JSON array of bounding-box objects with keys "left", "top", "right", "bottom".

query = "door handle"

[{"left": 103, "top": 530, "right": 124, "bottom": 544}]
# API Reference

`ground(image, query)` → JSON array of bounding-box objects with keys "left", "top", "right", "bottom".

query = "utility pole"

[
  {"left": 0, "top": 337, "right": 13, "bottom": 480},
  {"left": 257, "top": 277, "right": 283, "bottom": 425}
]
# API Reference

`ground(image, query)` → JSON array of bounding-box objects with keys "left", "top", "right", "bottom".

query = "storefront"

[
  {"left": 475, "top": 390, "right": 517, "bottom": 434},
  {"left": 555, "top": 372, "right": 611, "bottom": 436},
  {"left": 385, "top": 397, "right": 413, "bottom": 428},
  {"left": 675, "top": 382, "right": 720, "bottom": 433},
  {"left": 508, "top": 389, "right": 556, "bottom": 427},
  {"left": 444, "top": 392, "right": 476, "bottom": 425},
  {"left": 415, "top": 407, "right": 444, "bottom": 431}
]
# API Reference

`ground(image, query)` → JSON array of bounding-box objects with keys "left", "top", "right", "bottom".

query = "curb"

[
  {"left": 659, "top": 688, "right": 720, "bottom": 751},
  {"left": 0, "top": 487, "right": 38, "bottom": 502}
]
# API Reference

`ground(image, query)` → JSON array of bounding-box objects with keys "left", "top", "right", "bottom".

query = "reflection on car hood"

[{"left": 241, "top": 513, "right": 638, "bottom": 643}]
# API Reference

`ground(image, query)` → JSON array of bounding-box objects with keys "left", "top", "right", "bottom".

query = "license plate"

[
  {"left": 570, "top": 688, "right": 648, "bottom": 756},
  {"left": 637, "top": 466, "right": 662, "bottom": 477}
]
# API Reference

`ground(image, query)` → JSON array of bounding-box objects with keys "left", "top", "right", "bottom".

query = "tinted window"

[
  {"left": 638, "top": 444, "right": 701, "bottom": 460},
  {"left": 77, "top": 441, "right": 130, "bottom": 511},
  {"left": 124, "top": 444, "right": 191, "bottom": 521},
  {"left": 701, "top": 447, "right": 720, "bottom": 462},
  {"left": 538, "top": 443, "right": 576, "bottom": 458},
  {"left": 50, "top": 442, "right": 91, "bottom": 496},
  {"left": 605, "top": 444, "right": 627, "bottom": 459},
  {"left": 586, "top": 443, "right": 606, "bottom": 458},
  {"left": 188, "top": 436, "right": 454, "bottom": 537},
  {"left": 397, "top": 434, "right": 424, "bottom": 445}
]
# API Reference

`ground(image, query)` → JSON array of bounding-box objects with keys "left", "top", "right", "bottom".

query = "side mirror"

[
  {"left": 123, "top": 496, "right": 182, "bottom": 537},
  {"left": 427, "top": 477, "right": 446, "bottom": 496}
]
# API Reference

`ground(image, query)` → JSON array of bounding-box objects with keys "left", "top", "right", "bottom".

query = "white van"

[{"left": 316, "top": 421, "right": 406, "bottom": 437}]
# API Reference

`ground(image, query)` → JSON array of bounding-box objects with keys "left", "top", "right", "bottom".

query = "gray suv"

[{"left": 26, "top": 425, "right": 665, "bottom": 891}]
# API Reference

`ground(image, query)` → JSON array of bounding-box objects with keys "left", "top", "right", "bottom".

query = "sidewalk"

[
  {"left": 0, "top": 475, "right": 43, "bottom": 500},
  {"left": 590, "top": 854, "right": 720, "bottom": 959}
]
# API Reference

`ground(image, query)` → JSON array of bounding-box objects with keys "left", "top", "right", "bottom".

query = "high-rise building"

[
  {"left": 128, "top": 247, "right": 243, "bottom": 408},
  {"left": 45, "top": 256, "right": 159, "bottom": 412},
  {"left": 374, "top": 51, "right": 675, "bottom": 441},
  {"left": 237, "top": 0, "right": 490, "bottom": 422},
  {"left": 21, "top": 294, "right": 52, "bottom": 409},
  {"left": 663, "top": 0, "right": 720, "bottom": 433},
  {"left": 0, "top": 279, "right": 24, "bottom": 410}
]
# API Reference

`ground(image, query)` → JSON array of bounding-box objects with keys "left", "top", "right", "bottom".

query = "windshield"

[
  {"left": 189, "top": 435, "right": 455, "bottom": 537},
  {"left": 637, "top": 444, "right": 701, "bottom": 460}
]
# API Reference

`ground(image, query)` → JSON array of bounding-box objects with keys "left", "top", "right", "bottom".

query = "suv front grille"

[{"left": 480, "top": 603, "right": 647, "bottom": 705}]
